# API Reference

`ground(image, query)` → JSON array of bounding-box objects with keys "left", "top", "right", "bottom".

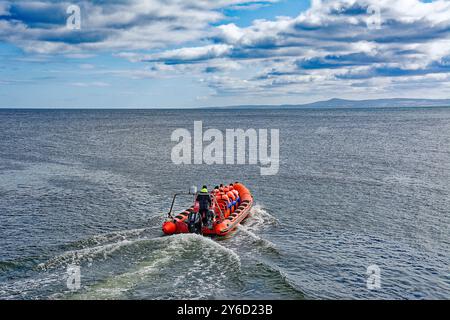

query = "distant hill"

[{"left": 219, "top": 98, "right": 450, "bottom": 109}]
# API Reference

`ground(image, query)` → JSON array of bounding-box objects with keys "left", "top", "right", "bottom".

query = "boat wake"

[
  {"left": 233, "top": 204, "right": 279, "bottom": 251},
  {"left": 59, "top": 234, "right": 241, "bottom": 300},
  {"left": 245, "top": 204, "right": 280, "bottom": 231},
  {"left": 236, "top": 225, "right": 278, "bottom": 252},
  {"left": 1, "top": 205, "right": 286, "bottom": 300}
]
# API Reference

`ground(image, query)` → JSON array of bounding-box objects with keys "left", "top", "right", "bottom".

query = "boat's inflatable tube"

[{"left": 162, "top": 183, "right": 253, "bottom": 237}]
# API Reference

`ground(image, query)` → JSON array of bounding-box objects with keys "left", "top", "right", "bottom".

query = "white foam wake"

[
  {"left": 237, "top": 224, "right": 277, "bottom": 250},
  {"left": 65, "top": 234, "right": 241, "bottom": 300},
  {"left": 245, "top": 204, "right": 280, "bottom": 232},
  {"left": 38, "top": 238, "right": 147, "bottom": 271}
]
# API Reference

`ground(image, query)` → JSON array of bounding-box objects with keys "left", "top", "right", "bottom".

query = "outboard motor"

[
  {"left": 205, "top": 209, "right": 215, "bottom": 229},
  {"left": 188, "top": 211, "right": 202, "bottom": 234}
]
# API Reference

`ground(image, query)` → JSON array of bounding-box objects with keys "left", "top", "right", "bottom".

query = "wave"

[
  {"left": 7, "top": 205, "right": 281, "bottom": 300},
  {"left": 38, "top": 224, "right": 163, "bottom": 271},
  {"left": 0, "top": 270, "right": 64, "bottom": 300},
  {"left": 0, "top": 256, "right": 44, "bottom": 274},
  {"left": 0, "top": 261, "right": 21, "bottom": 272},
  {"left": 65, "top": 228, "right": 148, "bottom": 250},
  {"left": 62, "top": 234, "right": 241, "bottom": 300},
  {"left": 38, "top": 239, "right": 142, "bottom": 271},
  {"left": 252, "top": 259, "right": 305, "bottom": 299},
  {"left": 245, "top": 204, "right": 280, "bottom": 232},
  {"left": 236, "top": 225, "right": 278, "bottom": 253}
]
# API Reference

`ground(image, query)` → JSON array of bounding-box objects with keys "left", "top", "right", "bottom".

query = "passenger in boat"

[
  {"left": 227, "top": 188, "right": 236, "bottom": 211},
  {"left": 230, "top": 183, "right": 240, "bottom": 205},
  {"left": 197, "top": 185, "right": 212, "bottom": 225},
  {"left": 219, "top": 191, "right": 231, "bottom": 218}
]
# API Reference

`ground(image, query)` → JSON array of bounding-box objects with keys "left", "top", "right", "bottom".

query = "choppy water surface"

[{"left": 0, "top": 107, "right": 449, "bottom": 299}]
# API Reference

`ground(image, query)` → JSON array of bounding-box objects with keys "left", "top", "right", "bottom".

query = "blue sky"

[{"left": 1, "top": 0, "right": 450, "bottom": 108}]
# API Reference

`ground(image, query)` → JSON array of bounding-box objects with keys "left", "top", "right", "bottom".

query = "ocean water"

[{"left": 0, "top": 107, "right": 449, "bottom": 300}]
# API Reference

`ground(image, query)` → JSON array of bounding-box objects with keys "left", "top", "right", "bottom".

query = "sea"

[{"left": 0, "top": 107, "right": 449, "bottom": 299}]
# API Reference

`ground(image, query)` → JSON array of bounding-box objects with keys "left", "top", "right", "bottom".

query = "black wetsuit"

[{"left": 197, "top": 192, "right": 212, "bottom": 223}]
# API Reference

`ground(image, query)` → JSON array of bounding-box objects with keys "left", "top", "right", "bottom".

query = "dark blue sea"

[{"left": 0, "top": 107, "right": 449, "bottom": 299}]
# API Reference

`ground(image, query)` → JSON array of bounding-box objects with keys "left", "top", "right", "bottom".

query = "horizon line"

[{"left": 1, "top": 97, "right": 450, "bottom": 110}]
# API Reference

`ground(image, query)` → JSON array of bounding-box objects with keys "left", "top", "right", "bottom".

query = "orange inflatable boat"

[{"left": 162, "top": 183, "right": 253, "bottom": 237}]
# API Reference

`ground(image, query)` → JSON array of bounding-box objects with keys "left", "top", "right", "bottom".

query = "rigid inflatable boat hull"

[{"left": 162, "top": 183, "right": 253, "bottom": 237}]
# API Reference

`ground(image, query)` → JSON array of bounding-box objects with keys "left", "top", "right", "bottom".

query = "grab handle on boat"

[
  {"left": 212, "top": 194, "right": 224, "bottom": 221},
  {"left": 167, "top": 186, "right": 199, "bottom": 218},
  {"left": 167, "top": 194, "right": 179, "bottom": 218}
]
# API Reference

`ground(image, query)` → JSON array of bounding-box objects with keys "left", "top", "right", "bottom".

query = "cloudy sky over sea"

[{"left": 1, "top": 0, "right": 449, "bottom": 108}]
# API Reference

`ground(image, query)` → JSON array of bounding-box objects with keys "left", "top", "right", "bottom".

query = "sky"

[{"left": 0, "top": 0, "right": 450, "bottom": 108}]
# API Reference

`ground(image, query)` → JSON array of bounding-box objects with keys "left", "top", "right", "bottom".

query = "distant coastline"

[
  {"left": 210, "top": 98, "right": 450, "bottom": 110},
  {"left": 1, "top": 98, "right": 450, "bottom": 110}
]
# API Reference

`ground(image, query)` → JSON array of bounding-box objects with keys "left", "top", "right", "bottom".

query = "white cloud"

[
  {"left": 3, "top": 0, "right": 450, "bottom": 101},
  {"left": 71, "top": 81, "right": 110, "bottom": 87},
  {"left": 0, "top": 0, "right": 277, "bottom": 53},
  {"left": 143, "top": 44, "right": 233, "bottom": 63},
  {"left": 147, "top": 0, "right": 450, "bottom": 98}
]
